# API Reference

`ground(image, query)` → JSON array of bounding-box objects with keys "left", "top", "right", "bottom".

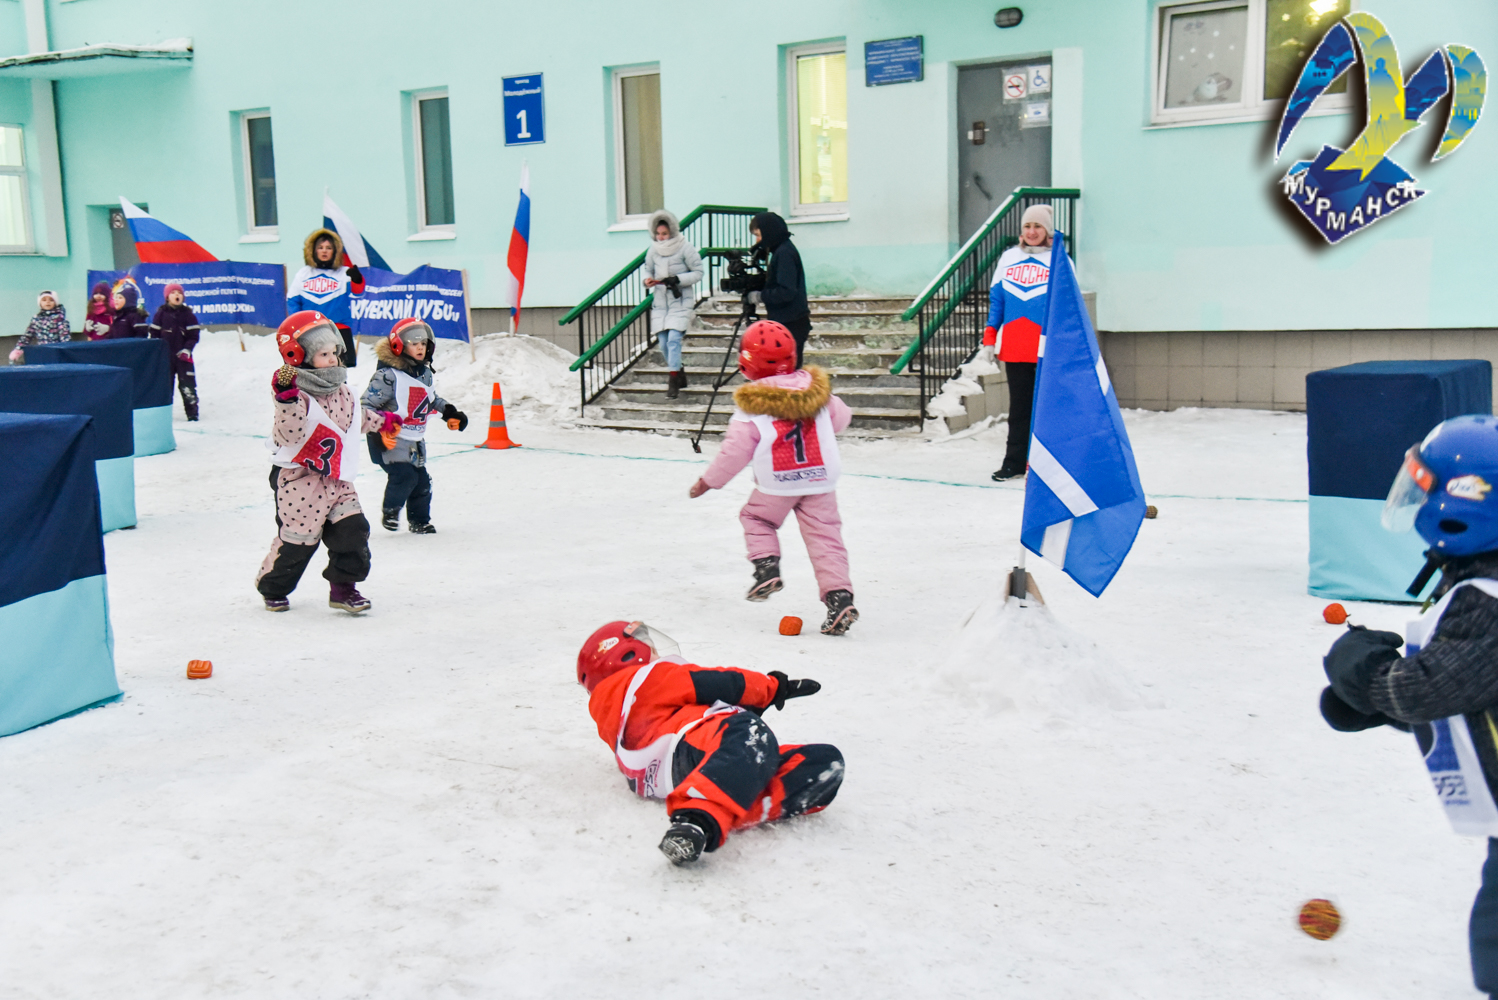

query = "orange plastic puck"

[
  {"left": 1323, "top": 603, "right": 1349, "bottom": 625},
  {"left": 1298, "top": 898, "right": 1341, "bottom": 940},
  {"left": 779, "top": 616, "right": 803, "bottom": 636},
  {"left": 186, "top": 659, "right": 213, "bottom": 679}
]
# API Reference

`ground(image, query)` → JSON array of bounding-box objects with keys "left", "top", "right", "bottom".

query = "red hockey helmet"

[
  {"left": 276, "top": 310, "right": 339, "bottom": 366},
  {"left": 738, "top": 320, "right": 797, "bottom": 380},
  {"left": 389, "top": 317, "right": 435, "bottom": 357},
  {"left": 576, "top": 620, "right": 681, "bottom": 692}
]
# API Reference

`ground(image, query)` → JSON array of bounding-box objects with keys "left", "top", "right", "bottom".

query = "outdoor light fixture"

[{"left": 994, "top": 7, "right": 1023, "bottom": 28}]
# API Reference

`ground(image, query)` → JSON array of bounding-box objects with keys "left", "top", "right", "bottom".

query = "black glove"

[
  {"left": 767, "top": 669, "right": 821, "bottom": 711},
  {"left": 1319, "top": 686, "right": 1405, "bottom": 732},
  {"left": 662, "top": 274, "right": 682, "bottom": 298},
  {"left": 442, "top": 403, "right": 469, "bottom": 432},
  {"left": 1323, "top": 625, "right": 1404, "bottom": 715},
  {"left": 345, "top": 263, "right": 363, "bottom": 285}
]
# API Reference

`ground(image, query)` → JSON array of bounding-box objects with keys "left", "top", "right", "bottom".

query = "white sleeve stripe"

[{"left": 1028, "top": 438, "right": 1099, "bottom": 517}]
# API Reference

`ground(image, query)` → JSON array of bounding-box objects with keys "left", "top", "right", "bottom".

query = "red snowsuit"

[{"left": 588, "top": 657, "right": 844, "bottom": 849}]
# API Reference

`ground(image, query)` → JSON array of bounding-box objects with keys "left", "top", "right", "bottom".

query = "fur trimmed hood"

[
  {"left": 733, "top": 366, "right": 830, "bottom": 421},
  {"left": 374, "top": 336, "right": 435, "bottom": 372},
  {"left": 303, "top": 227, "right": 344, "bottom": 267}
]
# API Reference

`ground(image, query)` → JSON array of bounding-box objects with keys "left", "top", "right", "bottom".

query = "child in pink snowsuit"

[{"left": 689, "top": 320, "right": 858, "bottom": 636}]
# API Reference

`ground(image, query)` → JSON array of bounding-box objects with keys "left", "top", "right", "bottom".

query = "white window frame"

[
  {"left": 0, "top": 123, "right": 35, "bottom": 254},
  {"left": 611, "top": 65, "right": 663, "bottom": 227},
  {"left": 786, "top": 42, "right": 849, "bottom": 219},
  {"left": 1150, "top": 0, "right": 1354, "bottom": 127},
  {"left": 239, "top": 111, "right": 278, "bottom": 237},
  {"left": 411, "top": 89, "right": 456, "bottom": 235}
]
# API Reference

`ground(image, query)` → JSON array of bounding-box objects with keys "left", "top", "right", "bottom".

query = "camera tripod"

[{"left": 689, "top": 295, "right": 759, "bottom": 454}]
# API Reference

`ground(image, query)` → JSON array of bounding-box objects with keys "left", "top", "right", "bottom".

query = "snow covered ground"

[{"left": 0, "top": 330, "right": 1484, "bottom": 998}]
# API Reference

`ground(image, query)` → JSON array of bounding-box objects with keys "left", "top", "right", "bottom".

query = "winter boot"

[
  {"left": 821, "top": 589, "right": 859, "bottom": 636},
  {"left": 263, "top": 596, "right": 290, "bottom": 613},
  {"left": 658, "top": 809, "right": 719, "bottom": 866},
  {"left": 408, "top": 521, "right": 437, "bottom": 534},
  {"left": 746, "top": 556, "right": 783, "bottom": 602},
  {"left": 182, "top": 387, "right": 199, "bottom": 422},
  {"left": 329, "top": 582, "right": 371, "bottom": 614},
  {"left": 666, "top": 371, "right": 682, "bottom": 400},
  {"left": 991, "top": 459, "right": 1027, "bottom": 482},
  {"left": 381, "top": 509, "right": 400, "bottom": 532},
  {"left": 678, "top": 368, "right": 689, "bottom": 388}
]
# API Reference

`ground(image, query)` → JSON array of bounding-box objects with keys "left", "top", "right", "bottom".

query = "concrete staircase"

[{"left": 575, "top": 295, "right": 924, "bottom": 437}]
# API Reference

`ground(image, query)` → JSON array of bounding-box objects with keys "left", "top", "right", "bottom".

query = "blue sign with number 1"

[{"left": 503, "top": 74, "right": 545, "bottom": 146}]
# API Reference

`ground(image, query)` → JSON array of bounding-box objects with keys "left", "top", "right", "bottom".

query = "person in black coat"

[
  {"left": 150, "top": 282, "right": 202, "bottom": 420},
  {"left": 750, "top": 212, "right": 811, "bottom": 366}
]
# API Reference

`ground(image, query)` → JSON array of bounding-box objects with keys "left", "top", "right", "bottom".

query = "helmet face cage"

[
  {"left": 624, "top": 620, "right": 680, "bottom": 661},
  {"left": 277, "top": 311, "right": 339, "bottom": 366},
  {"left": 576, "top": 620, "right": 679, "bottom": 691},
  {"left": 389, "top": 319, "right": 434, "bottom": 357}
]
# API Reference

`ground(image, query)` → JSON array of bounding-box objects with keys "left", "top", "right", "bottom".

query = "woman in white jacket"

[{"left": 643, "top": 209, "right": 703, "bottom": 399}]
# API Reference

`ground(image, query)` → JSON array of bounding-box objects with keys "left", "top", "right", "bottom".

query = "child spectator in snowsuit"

[
  {"left": 360, "top": 318, "right": 467, "bottom": 534},
  {"left": 690, "top": 320, "right": 859, "bottom": 636},
  {"left": 105, "top": 284, "right": 148, "bottom": 339},
  {"left": 83, "top": 282, "right": 114, "bottom": 341},
  {"left": 577, "top": 619, "right": 843, "bottom": 865},
  {"left": 149, "top": 282, "right": 202, "bottom": 420},
  {"left": 1321, "top": 415, "right": 1498, "bottom": 997},
  {"left": 255, "top": 311, "right": 400, "bottom": 615},
  {"left": 287, "top": 228, "right": 364, "bottom": 368},
  {"left": 980, "top": 203, "right": 1053, "bottom": 482},
  {"left": 9, "top": 290, "right": 68, "bottom": 364}
]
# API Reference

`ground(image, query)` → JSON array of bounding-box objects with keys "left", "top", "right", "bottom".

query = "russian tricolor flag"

[
  {"left": 323, "top": 192, "right": 390, "bottom": 271},
  {"left": 504, "top": 163, "right": 530, "bottom": 331},
  {"left": 118, "top": 198, "right": 217, "bottom": 263}
]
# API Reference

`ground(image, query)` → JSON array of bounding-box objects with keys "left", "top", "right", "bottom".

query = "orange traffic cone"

[{"left": 474, "top": 381, "right": 522, "bottom": 450}]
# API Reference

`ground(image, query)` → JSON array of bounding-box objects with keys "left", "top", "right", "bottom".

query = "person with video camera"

[
  {"left": 643, "top": 210, "right": 703, "bottom": 400},
  {"left": 749, "top": 212, "right": 810, "bottom": 367}
]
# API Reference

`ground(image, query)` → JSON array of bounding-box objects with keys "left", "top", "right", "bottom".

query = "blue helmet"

[{"left": 1384, "top": 415, "right": 1498, "bottom": 557}]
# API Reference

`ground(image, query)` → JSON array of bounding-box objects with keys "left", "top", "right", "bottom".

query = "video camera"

[{"left": 719, "top": 246, "right": 768, "bottom": 296}]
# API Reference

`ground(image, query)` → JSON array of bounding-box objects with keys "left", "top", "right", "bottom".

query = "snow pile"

[
  {"left": 941, "top": 592, "right": 1152, "bottom": 717},
  {"left": 924, "top": 357, "right": 1002, "bottom": 420},
  {"left": 429, "top": 333, "right": 578, "bottom": 424}
]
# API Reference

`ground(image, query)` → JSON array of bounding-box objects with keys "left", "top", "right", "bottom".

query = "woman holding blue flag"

[{"left": 980, "top": 204, "right": 1053, "bottom": 482}]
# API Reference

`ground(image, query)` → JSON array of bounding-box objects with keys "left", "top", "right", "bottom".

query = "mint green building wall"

[{"left": 0, "top": 0, "right": 1492, "bottom": 333}]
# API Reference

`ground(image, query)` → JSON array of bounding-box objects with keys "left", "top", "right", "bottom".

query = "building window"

[
  {"left": 613, "top": 67, "right": 664, "bottom": 221},
  {"left": 0, "top": 125, "right": 32, "bottom": 252},
  {"left": 413, "top": 92, "right": 456, "bottom": 230},
  {"left": 1151, "top": 0, "right": 1351, "bottom": 126},
  {"left": 787, "top": 44, "right": 848, "bottom": 216},
  {"left": 240, "top": 113, "right": 278, "bottom": 232}
]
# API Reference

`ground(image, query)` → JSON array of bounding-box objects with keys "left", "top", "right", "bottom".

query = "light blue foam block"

[
  {"left": 133, "top": 404, "right": 175, "bottom": 456},
  {"left": 95, "top": 455, "right": 136, "bottom": 532},
  {"left": 1309, "top": 495, "right": 1432, "bottom": 602},
  {"left": 0, "top": 574, "right": 120, "bottom": 738}
]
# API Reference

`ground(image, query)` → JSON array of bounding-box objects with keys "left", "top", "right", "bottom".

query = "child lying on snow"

[{"left": 578, "top": 620, "right": 844, "bottom": 865}]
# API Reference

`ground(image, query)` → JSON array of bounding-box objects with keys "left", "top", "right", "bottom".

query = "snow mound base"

[
  {"left": 433, "top": 333, "right": 578, "bottom": 424},
  {"left": 942, "top": 594, "right": 1153, "bottom": 717}
]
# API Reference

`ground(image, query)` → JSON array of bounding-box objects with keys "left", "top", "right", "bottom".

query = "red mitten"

[
  {"left": 271, "top": 365, "right": 299, "bottom": 402},
  {"left": 982, "top": 325, "right": 998, "bottom": 346}
]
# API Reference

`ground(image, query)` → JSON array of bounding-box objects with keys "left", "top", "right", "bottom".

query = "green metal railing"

[
  {"left": 892, "top": 187, "right": 1079, "bottom": 419},
  {"left": 563, "top": 205, "right": 764, "bottom": 407}
]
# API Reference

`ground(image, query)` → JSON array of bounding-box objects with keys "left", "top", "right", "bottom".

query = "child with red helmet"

[
  {"left": 255, "top": 310, "right": 402, "bottom": 614},
  {"left": 577, "top": 619, "right": 843, "bottom": 865},
  {"left": 360, "top": 318, "right": 468, "bottom": 534},
  {"left": 689, "top": 320, "right": 859, "bottom": 635}
]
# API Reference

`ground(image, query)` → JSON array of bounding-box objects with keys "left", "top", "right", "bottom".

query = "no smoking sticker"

[{"left": 1004, "top": 72, "right": 1027, "bottom": 99}]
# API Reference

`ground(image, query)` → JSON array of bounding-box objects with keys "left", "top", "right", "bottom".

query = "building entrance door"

[{"left": 957, "top": 61, "right": 1051, "bottom": 244}]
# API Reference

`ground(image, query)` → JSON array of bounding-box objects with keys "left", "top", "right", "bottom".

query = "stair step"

[
  {"left": 629, "top": 365, "right": 919, "bottom": 387},
  {"left": 593, "top": 398, "right": 922, "bottom": 430},
  {"left": 573, "top": 416, "right": 916, "bottom": 440}
]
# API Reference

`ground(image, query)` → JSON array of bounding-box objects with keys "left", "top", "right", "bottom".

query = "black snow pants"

[
  {"left": 256, "top": 514, "right": 371, "bottom": 599},
  {"left": 170, "top": 353, "right": 198, "bottom": 419},
  {"left": 381, "top": 463, "right": 433, "bottom": 523},
  {"left": 1004, "top": 360, "right": 1037, "bottom": 467}
]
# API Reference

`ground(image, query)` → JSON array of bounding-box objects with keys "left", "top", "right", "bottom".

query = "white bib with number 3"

[{"left": 269, "top": 392, "right": 361, "bottom": 483}]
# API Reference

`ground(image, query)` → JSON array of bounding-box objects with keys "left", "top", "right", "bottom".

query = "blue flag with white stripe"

[{"left": 1020, "top": 232, "right": 1145, "bottom": 596}]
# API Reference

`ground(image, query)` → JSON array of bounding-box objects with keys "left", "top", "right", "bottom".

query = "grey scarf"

[{"left": 295, "top": 365, "right": 348, "bottom": 396}]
